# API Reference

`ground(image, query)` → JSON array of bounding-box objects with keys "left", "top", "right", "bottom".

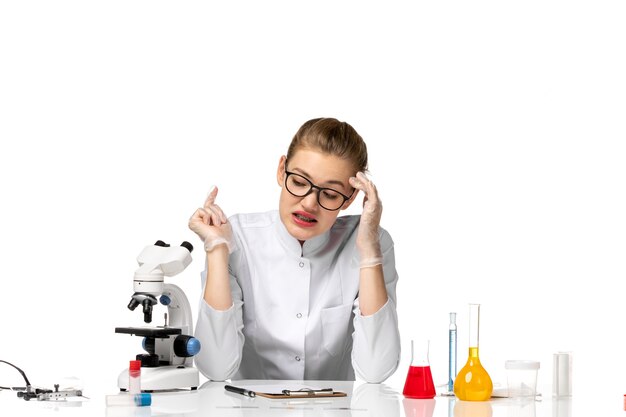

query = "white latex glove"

[
  {"left": 188, "top": 186, "right": 235, "bottom": 253},
  {"left": 348, "top": 172, "right": 383, "bottom": 268}
]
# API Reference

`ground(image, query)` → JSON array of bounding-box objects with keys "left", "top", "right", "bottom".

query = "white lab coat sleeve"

[
  {"left": 351, "top": 231, "right": 401, "bottom": 383},
  {"left": 194, "top": 267, "right": 245, "bottom": 381}
]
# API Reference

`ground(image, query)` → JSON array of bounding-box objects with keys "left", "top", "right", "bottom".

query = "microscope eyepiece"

[
  {"left": 154, "top": 240, "right": 170, "bottom": 247},
  {"left": 180, "top": 241, "right": 193, "bottom": 253}
]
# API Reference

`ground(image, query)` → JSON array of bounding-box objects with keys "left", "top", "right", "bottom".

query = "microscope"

[{"left": 115, "top": 240, "right": 201, "bottom": 391}]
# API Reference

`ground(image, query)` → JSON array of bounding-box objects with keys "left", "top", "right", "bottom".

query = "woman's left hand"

[{"left": 349, "top": 172, "right": 383, "bottom": 266}]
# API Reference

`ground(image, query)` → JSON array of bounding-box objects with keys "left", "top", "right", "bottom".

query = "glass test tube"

[
  {"left": 129, "top": 360, "right": 142, "bottom": 394},
  {"left": 448, "top": 312, "right": 457, "bottom": 393}
]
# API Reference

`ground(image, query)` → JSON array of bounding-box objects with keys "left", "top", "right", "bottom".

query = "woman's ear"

[{"left": 276, "top": 155, "right": 287, "bottom": 187}]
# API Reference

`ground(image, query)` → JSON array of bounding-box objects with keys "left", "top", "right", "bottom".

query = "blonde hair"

[{"left": 286, "top": 118, "right": 368, "bottom": 173}]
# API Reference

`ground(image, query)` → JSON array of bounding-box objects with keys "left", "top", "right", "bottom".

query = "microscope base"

[{"left": 118, "top": 366, "right": 199, "bottom": 391}]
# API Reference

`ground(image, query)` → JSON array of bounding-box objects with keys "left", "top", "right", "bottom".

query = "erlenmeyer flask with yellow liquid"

[{"left": 454, "top": 303, "right": 493, "bottom": 401}]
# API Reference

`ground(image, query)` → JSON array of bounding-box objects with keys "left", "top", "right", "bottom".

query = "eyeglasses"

[{"left": 284, "top": 170, "right": 354, "bottom": 211}]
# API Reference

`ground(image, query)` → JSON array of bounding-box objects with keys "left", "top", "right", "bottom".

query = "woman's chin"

[
  {"left": 285, "top": 222, "right": 319, "bottom": 242},
  {"left": 288, "top": 227, "right": 313, "bottom": 242}
]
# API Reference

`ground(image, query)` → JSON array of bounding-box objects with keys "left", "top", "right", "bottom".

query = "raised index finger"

[{"left": 204, "top": 186, "right": 219, "bottom": 208}]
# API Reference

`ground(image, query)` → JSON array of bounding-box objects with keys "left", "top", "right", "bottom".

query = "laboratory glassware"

[
  {"left": 553, "top": 352, "right": 572, "bottom": 397},
  {"left": 448, "top": 312, "right": 457, "bottom": 393},
  {"left": 453, "top": 303, "right": 493, "bottom": 401},
  {"left": 129, "top": 360, "right": 141, "bottom": 394},
  {"left": 403, "top": 339, "right": 436, "bottom": 399},
  {"left": 505, "top": 360, "right": 540, "bottom": 397}
]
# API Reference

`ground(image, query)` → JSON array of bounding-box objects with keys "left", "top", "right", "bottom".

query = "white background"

[{"left": 1, "top": 1, "right": 625, "bottom": 415}]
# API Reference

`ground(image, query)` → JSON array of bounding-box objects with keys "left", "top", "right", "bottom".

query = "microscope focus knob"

[
  {"left": 174, "top": 335, "right": 201, "bottom": 357},
  {"left": 159, "top": 295, "right": 171, "bottom": 306}
]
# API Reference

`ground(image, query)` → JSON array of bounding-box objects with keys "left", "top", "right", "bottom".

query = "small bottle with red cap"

[{"left": 129, "top": 360, "right": 142, "bottom": 394}]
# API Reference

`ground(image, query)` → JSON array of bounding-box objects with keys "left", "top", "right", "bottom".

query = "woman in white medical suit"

[{"left": 189, "top": 117, "right": 400, "bottom": 383}]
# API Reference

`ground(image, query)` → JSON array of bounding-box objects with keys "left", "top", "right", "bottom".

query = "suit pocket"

[{"left": 321, "top": 304, "right": 353, "bottom": 356}]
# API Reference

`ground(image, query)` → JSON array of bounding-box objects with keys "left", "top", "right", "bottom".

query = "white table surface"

[{"left": 0, "top": 378, "right": 617, "bottom": 417}]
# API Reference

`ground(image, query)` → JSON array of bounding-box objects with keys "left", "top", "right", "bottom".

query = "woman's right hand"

[{"left": 188, "top": 186, "right": 235, "bottom": 253}]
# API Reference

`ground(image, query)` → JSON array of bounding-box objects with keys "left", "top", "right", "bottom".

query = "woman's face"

[{"left": 276, "top": 148, "right": 357, "bottom": 242}]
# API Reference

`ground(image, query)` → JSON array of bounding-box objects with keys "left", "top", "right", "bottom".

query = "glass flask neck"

[
  {"left": 410, "top": 339, "right": 431, "bottom": 367},
  {"left": 468, "top": 303, "right": 480, "bottom": 348},
  {"left": 449, "top": 312, "right": 457, "bottom": 330}
]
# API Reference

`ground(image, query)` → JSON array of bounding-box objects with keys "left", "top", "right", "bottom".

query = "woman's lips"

[{"left": 292, "top": 211, "right": 317, "bottom": 227}]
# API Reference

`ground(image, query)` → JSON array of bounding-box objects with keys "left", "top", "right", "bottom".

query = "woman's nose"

[{"left": 301, "top": 190, "right": 319, "bottom": 211}]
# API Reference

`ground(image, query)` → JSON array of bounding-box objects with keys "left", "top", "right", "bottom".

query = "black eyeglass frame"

[{"left": 284, "top": 170, "right": 355, "bottom": 211}]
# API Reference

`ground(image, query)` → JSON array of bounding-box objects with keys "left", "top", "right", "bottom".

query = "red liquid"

[{"left": 403, "top": 366, "right": 436, "bottom": 399}]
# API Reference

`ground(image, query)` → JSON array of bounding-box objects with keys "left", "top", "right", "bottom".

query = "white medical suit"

[{"left": 194, "top": 210, "right": 401, "bottom": 382}]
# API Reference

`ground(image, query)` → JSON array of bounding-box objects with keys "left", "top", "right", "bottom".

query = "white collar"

[{"left": 274, "top": 211, "right": 331, "bottom": 258}]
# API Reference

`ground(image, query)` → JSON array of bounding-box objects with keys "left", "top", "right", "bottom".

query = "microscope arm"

[{"left": 161, "top": 283, "right": 194, "bottom": 337}]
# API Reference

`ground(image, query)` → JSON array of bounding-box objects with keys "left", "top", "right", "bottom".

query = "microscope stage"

[{"left": 115, "top": 327, "right": 182, "bottom": 337}]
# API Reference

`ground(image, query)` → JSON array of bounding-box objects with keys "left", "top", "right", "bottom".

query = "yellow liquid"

[{"left": 454, "top": 347, "right": 493, "bottom": 401}]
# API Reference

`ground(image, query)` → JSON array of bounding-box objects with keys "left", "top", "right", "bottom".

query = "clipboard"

[
  {"left": 225, "top": 384, "right": 347, "bottom": 399},
  {"left": 257, "top": 387, "right": 347, "bottom": 399}
]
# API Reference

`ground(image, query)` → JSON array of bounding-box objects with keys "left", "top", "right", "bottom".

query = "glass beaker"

[
  {"left": 453, "top": 303, "right": 493, "bottom": 401},
  {"left": 403, "top": 339, "right": 436, "bottom": 399}
]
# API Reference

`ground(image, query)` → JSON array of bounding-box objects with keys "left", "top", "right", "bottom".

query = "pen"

[{"left": 224, "top": 385, "right": 256, "bottom": 398}]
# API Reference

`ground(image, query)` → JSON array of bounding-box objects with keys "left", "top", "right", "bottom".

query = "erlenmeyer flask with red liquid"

[{"left": 403, "top": 339, "right": 436, "bottom": 399}]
